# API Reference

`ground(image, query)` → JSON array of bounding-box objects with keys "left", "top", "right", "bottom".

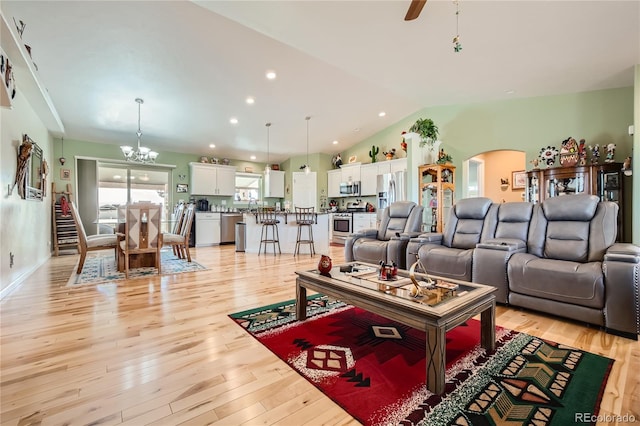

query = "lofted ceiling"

[{"left": 1, "top": 1, "right": 638, "bottom": 164}]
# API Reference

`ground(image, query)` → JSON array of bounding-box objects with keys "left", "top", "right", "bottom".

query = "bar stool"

[
  {"left": 258, "top": 207, "right": 281, "bottom": 255},
  {"left": 294, "top": 207, "right": 316, "bottom": 256}
]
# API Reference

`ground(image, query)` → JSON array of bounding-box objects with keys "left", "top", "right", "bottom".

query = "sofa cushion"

[
  {"left": 352, "top": 238, "right": 389, "bottom": 265},
  {"left": 418, "top": 244, "right": 473, "bottom": 281},
  {"left": 494, "top": 202, "right": 533, "bottom": 241},
  {"left": 508, "top": 253, "right": 604, "bottom": 309}
]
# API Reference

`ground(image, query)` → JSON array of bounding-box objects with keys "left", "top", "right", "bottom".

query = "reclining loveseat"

[{"left": 408, "top": 194, "right": 640, "bottom": 338}]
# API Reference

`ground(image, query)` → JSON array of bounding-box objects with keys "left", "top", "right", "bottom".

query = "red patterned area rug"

[{"left": 229, "top": 296, "right": 613, "bottom": 426}]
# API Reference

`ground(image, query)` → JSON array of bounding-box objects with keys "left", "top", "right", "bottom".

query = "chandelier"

[{"left": 120, "top": 98, "right": 158, "bottom": 163}]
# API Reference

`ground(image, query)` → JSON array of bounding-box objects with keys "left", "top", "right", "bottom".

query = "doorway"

[{"left": 463, "top": 150, "right": 526, "bottom": 202}]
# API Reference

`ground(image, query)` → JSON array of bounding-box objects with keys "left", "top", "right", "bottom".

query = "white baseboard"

[{"left": 0, "top": 253, "right": 52, "bottom": 302}]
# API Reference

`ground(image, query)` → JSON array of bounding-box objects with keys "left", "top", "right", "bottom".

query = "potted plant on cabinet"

[
  {"left": 409, "top": 118, "right": 439, "bottom": 147},
  {"left": 409, "top": 118, "right": 441, "bottom": 164}
]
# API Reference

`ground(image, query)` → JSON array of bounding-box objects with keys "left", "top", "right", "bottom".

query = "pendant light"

[
  {"left": 305, "top": 116, "right": 311, "bottom": 174},
  {"left": 120, "top": 98, "right": 158, "bottom": 164},
  {"left": 265, "top": 122, "right": 271, "bottom": 175},
  {"left": 59, "top": 137, "right": 66, "bottom": 165}
]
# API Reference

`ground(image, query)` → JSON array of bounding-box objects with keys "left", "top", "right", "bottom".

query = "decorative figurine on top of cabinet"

[
  {"left": 383, "top": 148, "right": 396, "bottom": 160},
  {"left": 401, "top": 132, "right": 408, "bottom": 152},
  {"left": 559, "top": 137, "right": 578, "bottom": 167},
  {"left": 539, "top": 146, "right": 558, "bottom": 168},
  {"left": 589, "top": 144, "right": 600, "bottom": 164},
  {"left": 605, "top": 143, "right": 616, "bottom": 163},
  {"left": 332, "top": 153, "right": 343, "bottom": 168},
  {"left": 578, "top": 139, "right": 587, "bottom": 166}
]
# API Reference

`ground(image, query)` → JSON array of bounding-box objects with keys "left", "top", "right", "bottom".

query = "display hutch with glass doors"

[
  {"left": 525, "top": 163, "right": 624, "bottom": 240},
  {"left": 418, "top": 164, "right": 455, "bottom": 233}
]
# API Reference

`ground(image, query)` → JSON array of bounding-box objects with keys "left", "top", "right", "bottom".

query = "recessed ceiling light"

[
  {"left": 250, "top": 155, "right": 256, "bottom": 160},
  {"left": 230, "top": 117, "right": 238, "bottom": 124},
  {"left": 332, "top": 140, "right": 339, "bottom": 145},
  {"left": 266, "top": 71, "right": 277, "bottom": 80},
  {"left": 209, "top": 144, "right": 216, "bottom": 148},
  {"left": 378, "top": 111, "right": 386, "bottom": 117},
  {"left": 246, "top": 97, "right": 255, "bottom": 104}
]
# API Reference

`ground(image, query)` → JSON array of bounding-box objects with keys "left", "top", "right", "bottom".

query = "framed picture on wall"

[
  {"left": 60, "top": 169, "right": 71, "bottom": 180},
  {"left": 176, "top": 183, "right": 188, "bottom": 193},
  {"left": 512, "top": 170, "right": 526, "bottom": 189}
]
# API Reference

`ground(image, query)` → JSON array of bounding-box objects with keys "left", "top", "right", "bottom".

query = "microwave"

[{"left": 339, "top": 181, "right": 361, "bottom": 196}]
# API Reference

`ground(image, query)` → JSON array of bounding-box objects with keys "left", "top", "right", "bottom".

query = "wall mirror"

[{"left": 26, "top": 140, "right": 44, "bottom": 200}]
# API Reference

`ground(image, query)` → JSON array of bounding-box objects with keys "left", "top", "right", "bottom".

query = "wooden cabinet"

[
  {"left": 525, "top": 163, "right": 624, "bottom": 240},
  {"left": 418, "top": 164, "right": 455, "bottom": 233},
  {"left": 189, "top": 162, "right": 236, "bottom": 196},
  {"left": 263, "top": 170, "right": 285, "bottom": 198}
]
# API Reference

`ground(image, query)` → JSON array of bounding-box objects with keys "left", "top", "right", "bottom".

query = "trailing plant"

[
  {"left": 369, "top": 145, "right": 379, "bottom": 163},
  {"left": 409, "top": 118, "right": 439, "bottom": 147}
]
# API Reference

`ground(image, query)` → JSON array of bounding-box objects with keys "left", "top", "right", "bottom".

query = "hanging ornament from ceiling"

[{"left": 453, "top": 0, "right": 462, "bottom": 53}]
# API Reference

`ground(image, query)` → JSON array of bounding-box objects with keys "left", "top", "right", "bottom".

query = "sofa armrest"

[
  {"left": 392, "top": 231, "right": 423, "bottom": 241},
  {"left": 344, "top": 229, "right": 378, "bottom": 262},
  {"left": 410, "top": 233, "right": 443, "bottom": 244},
  {"left": 603, "top": 243, "right": 640, "bottom": 337},
  {"left": 476, "top": 238, "right": 527, "bottom": 252},
  {"left": 473, "top": 239, "right": 527, "bottom": 304}
]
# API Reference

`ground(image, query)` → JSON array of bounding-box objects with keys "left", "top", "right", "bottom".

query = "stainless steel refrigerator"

[{"left": 376, "top": 171, "right": 407, "bottom": 222}]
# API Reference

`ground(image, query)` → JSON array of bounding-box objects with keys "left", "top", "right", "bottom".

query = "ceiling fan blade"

[{"left": 405, "top": 0, "right": 427, "bottom": 21}]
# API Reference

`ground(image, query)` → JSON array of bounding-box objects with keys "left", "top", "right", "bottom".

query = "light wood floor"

[{"left": 1, "top": 245, "right": 638, "bottom": 426}]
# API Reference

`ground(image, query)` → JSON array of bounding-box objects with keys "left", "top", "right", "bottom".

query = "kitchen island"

[{"left": 243, "top": 212, "right": 330, "bottom": 254}]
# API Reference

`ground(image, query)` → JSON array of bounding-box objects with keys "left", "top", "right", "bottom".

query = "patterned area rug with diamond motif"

[
  {"left": 229, "top": 296, "right": 613, "bottom": 426},
  {"left": 67, "top": 249, "right": 208, "bottom": 286}
]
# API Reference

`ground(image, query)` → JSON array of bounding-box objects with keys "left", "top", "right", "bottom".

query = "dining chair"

[
  {"left": 168, "top": 202, "right": 186, "bottom": 257},
  {"left": 162, "top": 202, "right": 195, "bottom": 262},
  {"left": 69, "top": 201, "right": 122, "bottom": 274},
  {"left": 119, "top": 202, "right": 162, "bottom": 278}
]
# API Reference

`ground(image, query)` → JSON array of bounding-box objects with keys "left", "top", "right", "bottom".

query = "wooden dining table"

[{"left": 96, "top": 218, "right": 175, "bottom": 271}]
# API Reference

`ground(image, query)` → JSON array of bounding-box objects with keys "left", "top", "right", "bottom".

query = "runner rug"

[
  {"left": 67, "top": 249, "right": 207, "bottom": 286},
  {"left": 229, "top": 296, "right": 613, "bottom": 426}
]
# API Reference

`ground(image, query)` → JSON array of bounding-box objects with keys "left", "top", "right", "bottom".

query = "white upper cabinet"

[
  {"left": 264, "top": 170, "right": 285, "bottom": 198},
  {"left": 189, "top": 162, "right": 236, "bottom": 196},
  {"left": 327, "top": 169, "right": 342, "bottom": 198},
  {"left": 360, "top": 163, "right": 378, "bottom": 196},
  {"left": 340, "top": 163, "right": 361, "bottom": 183},
  {"left": 359, "top": 158, "right": 407, "bottom": 196}
]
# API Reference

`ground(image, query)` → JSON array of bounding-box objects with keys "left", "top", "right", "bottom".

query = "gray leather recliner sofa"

[
  {"left": 409, "top": 194, "right": 640, "bottom": 338},
  {"left": 345, "top": 201, "right": 423, "bottom": 269}
]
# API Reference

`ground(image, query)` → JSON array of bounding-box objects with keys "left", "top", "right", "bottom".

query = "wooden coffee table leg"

[
  {"left": 426, "top": 324, "right": 446, "bottom": 395},
  {"left": 296, "top": 279, "right": 307, "bottom": 320},
  {"left": 481, "top": 300, "right": 496, "bottom": 351}
]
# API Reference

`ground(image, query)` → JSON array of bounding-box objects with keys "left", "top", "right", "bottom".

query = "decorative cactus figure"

[{"left": 369, "top": 145, "right": 379, "bottom": 163}]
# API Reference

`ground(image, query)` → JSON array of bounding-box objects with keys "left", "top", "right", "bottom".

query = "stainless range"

[
  {"left": 331, "top": 201, "right": 367, "bottom": 245},
  {"left": 331, "top": 212, "right": 352, "bottom": 245}
]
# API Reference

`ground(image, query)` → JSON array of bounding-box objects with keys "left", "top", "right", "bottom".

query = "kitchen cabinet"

[
  {"left": 327, "top": 169, "right": 342, "bottom": 198},
  {"left": 264, "top": 170, "right": 285, "bottom": 198},
  {"left": 195, "top": 212, "right": 221, "bottom": 246},
  {"left": 418, "top": 164, "right": 455, "bottom": 233},
  {"left": 360, "top": 158, "right": 407, "bottom": 196},
  {"left": 189, "top": 162, "right": 236, "bottom": 196},
  {"left": 353, "top": 213, "right": 377, "bottom": 233},
  {"left": 340, "top": 163, "right": 361, "bottom": 183}
]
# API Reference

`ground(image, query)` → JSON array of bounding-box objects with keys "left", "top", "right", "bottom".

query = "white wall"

[{"left": 0, "top": 90, "right": 53, "bottom": 297}]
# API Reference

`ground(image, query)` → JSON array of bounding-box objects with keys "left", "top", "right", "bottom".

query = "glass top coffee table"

[{"left": 295, "top": 262, "right": 496, "bottom": 395}]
